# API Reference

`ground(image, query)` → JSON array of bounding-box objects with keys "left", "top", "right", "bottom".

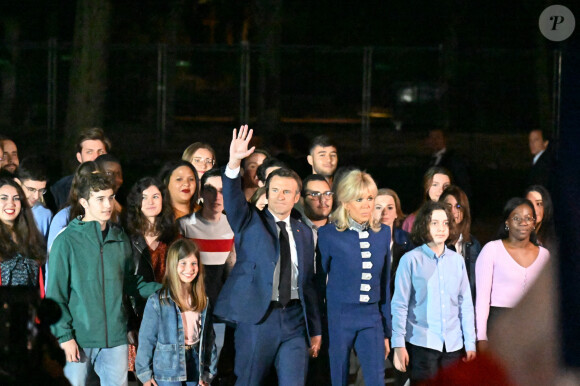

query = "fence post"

[
  {"left": 361, "top": 46, "right": 373, "bottom": 151},
  {"left": 157, "top": 43, "right": 168, "bottom": 149},
  {"left": 552, "top": 49, "right": 562, "bottom": 141},
  {"left": 47, "top": 38, "right": 58, "bottom": 144},
  {"left": 240, "top": 41, "right": 250, "bottom": 125}
]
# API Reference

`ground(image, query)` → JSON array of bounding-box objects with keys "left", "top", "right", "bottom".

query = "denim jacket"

[{"left": 135, "top": 290, "right": 217, "bottom": 383}]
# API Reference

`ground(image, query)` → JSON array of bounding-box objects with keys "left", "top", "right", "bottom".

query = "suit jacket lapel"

[{"left": 264, "top": 209, "right": 280, "bottom": 264}]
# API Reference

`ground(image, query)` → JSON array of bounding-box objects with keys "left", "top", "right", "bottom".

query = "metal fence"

[{"left": 0, "top": 40, "right": 558, "bottom": 153}]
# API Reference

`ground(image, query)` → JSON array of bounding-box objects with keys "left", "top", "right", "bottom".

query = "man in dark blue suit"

[{"left": 215, "top": 126, "right": 322, "bottom": 386}]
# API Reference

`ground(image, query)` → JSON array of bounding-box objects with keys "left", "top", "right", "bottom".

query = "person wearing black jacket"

[
  {"left": 440, "top": 185, "right": 481, "bottom": 303},
  {"left": 122, "top": 176, "right": 178, "bottom": 377}
]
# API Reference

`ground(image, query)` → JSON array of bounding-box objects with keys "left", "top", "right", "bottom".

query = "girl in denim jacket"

[{"left": 136, "top": 239, "right": 217, "bottom": 386}]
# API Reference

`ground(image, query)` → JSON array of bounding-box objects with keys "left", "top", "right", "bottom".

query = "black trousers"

[{"left": 407, "top": 342, "right": 463, "bottom": 384}]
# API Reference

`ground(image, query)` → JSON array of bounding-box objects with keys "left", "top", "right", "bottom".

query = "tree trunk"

[
  {"left": 63, "top": 0, "right": 111, "bottom": 172},
  {"left": 0, "top": 18, "right": 19, "bottom": 129},
  {"left": 254, "top": 0, "right": 282, "bottom": 131}
]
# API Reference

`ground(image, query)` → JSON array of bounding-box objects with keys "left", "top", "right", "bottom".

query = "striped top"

[{"left": 178, "top": 213, "right": 235, "bottom": 265}]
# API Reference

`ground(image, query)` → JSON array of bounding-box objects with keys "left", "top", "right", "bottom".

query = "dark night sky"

[{"left": 1, "top": 0, "right": 549, "bottom": 48}]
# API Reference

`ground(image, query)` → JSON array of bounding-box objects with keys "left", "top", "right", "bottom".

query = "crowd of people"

[{"left": 0, "top": 125, "right": 555, "bottom": 386}]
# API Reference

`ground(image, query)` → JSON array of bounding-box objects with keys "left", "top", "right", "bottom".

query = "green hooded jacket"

[{"left": 47, "top": 218, "right": 161, "bottom": 348}]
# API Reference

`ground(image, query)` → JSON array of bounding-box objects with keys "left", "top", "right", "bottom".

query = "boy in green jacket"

[{"left": 47, "top": 172, "right": 161, "bottom": 386}]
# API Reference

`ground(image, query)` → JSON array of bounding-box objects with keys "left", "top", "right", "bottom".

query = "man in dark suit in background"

[
  {"left": 528, "top": 129, "right": 552, "bottom": 188},
  {"left": 427, "top": 128, "right": 472, "bottom": 199},
  {"left": 215, "top": 125, "right": 321, "bottom": 386}
]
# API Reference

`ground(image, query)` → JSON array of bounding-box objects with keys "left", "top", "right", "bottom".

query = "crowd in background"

[{"left": 0, "top": 125, "right": 555, "bottom": 386}]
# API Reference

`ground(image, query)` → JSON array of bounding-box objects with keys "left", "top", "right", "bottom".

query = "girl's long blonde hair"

[
  {"left": 330, "top": 169, "right": 380, "bottom": 232},
  {"left": 160, "top": 238, "right": 207, "bottom": 312}
]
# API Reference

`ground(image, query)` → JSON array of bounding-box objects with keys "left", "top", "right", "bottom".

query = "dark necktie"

[{"left": 277, "top": 221, "right": 291, "bottom": 306}]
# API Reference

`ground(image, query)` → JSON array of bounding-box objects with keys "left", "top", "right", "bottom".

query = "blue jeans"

[
  {"left": 63, "top": 344, "right": 128, "bottom": 386},
  {"left": 156, "top": 348, "right": 200, "bottom": 386}
]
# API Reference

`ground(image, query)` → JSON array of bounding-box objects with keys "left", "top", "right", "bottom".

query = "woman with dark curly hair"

[
  {"left": 475, "top": 197, "right": 550, "bottom": 351},
  {"left": 0, "top": 178, "right": 46, "bottom": 289},
  {"left": 122, "top": 176, "right": 178, "bottom": 375}
]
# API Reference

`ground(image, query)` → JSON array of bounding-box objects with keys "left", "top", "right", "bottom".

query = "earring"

[{"left": 505, "top": 224, "right": 509, "bottom": 231}]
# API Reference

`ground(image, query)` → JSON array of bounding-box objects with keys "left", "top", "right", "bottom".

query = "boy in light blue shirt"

[{"left": 391, "top": 201, "right": 476, "bottom": 383}]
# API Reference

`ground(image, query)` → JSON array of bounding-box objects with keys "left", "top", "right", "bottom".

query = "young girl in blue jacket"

[{"left": 136, "top": 239, "right": 217, "bottom": 386}]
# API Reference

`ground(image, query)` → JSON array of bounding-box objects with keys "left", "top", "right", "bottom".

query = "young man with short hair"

[
  {"left": 50, "top": 127, "right": 111, "bottom": 210},
  {"left": 15, "top": 157, "right": 52, "bottom": 240},
  {"left": 307, "top": 135, "right": 338, "bottom": 187},
  {"left": 301, "top": 174, "right": 333, "bottom": 245},
  {"left": 47, "top": 173, "right": 160, "bottom": 386},
  {"left": 178, "top": 168, "right": 236, "bottom": 380}
]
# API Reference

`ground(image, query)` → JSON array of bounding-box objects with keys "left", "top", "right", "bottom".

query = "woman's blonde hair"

[
  {"left": 330, "top": 169, "right": 380, "bottom": 232},
  {"left": 160, "top": 239, "right": 207, "bottom": 312}
]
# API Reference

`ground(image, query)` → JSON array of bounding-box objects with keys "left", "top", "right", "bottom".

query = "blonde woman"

[{"left": 317, "top": 169, "right": 391, "bottom": 386}]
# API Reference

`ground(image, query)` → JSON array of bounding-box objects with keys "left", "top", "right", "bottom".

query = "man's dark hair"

[
  {"left": 16, "top": 157, "right": 48, "bottom": 182},
  {"left": 75, "top": 127, "right": 112, "bottom": 153},
  {"left": 410, "top": 201, "right": 456, "bottom": 246},
  {"left": 530, "top": 128, "right": 551, "bottom": 143},
  {"left": 301, "top": 174, "right": 329, "bottom": 197},
  {"left": 257, "top": 158, "right": 287, "bottom": 184},
  {"left": 309, "top": 135, "right": 337, "bottom": 154},
  {"left": 200, "top": 167, "right": 222, "bottom": 193},
  {"left": 95, "top": 153, "right": 120, "bottom": 166},
  {"left": 77, "top": 172, "right": 114, "bottom": 201},
  {"left": 265, "top": 168, "right": 302, "bottom": 198}
]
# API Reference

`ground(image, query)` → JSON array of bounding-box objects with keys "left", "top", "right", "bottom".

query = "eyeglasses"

[
  {"left": 192, "top": 157, "right": 215, "bottom": 166},
  {"left": 24, "top": 185, "right": 47, "bottom": 195},
  {"left": 445, "top": 203, "right": 462, "bottom": 210},
  {"left": 511, "top": 215, "right": 536, "bottom": 225},
  {"left": 305, "top": 191, "right": 334, "bottom": 201}
]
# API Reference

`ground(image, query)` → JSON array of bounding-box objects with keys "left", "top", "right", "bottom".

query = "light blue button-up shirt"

[{"left": 391, "top": 244, "right": 476, "bottom": 352}]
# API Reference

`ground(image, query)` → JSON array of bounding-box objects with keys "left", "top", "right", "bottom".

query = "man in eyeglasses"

[
  {"left": 15, "top": 156, "right": 53, "bottom": 241},
  {"left": 301, "top": 174, "right": 333, "bottom": 241},
  {"left": 302, "top": 174, "right": 333, "bottom": 386}
]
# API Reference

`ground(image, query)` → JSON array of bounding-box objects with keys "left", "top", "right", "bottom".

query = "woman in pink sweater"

[{"left": 475, "top": 197, "right": 550, "bottom": 351}]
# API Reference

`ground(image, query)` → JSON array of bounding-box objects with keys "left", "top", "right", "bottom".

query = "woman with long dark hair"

[
  {"left": 0, "top": 178, "right": 45, "bottom": 288},
  {"left": 439, "top": 185, "right": 481, "bottom": 302},
  {"left": 401, "top": 166, "right": 452, "bottom": 232},
  {"left": 475, "top": 197, "right": 550, "bottom": 351},
  {"left": 123, "top": 176, "right": 178, "bottom": 376},
  {"left": 525, "top": 185, "right": 557, "bottom": 253},
  {"left": 158, "top": 161, "right": 200, "bottom": 220}
]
